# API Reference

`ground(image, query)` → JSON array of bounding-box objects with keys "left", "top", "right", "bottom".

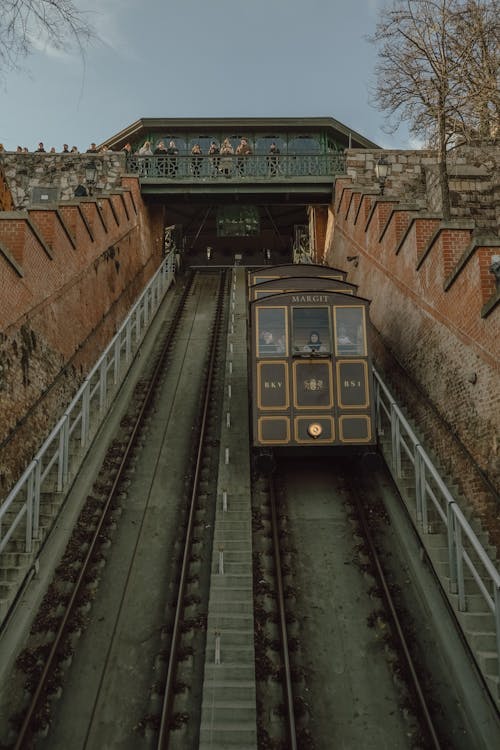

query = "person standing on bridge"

[
  {"left": 154, "top": 140, "right": 168, "bottom": 177},
  {"left": 138, "top": 140, "right": 153, "bottom": 176},
  {"left": 220, "top": 138, "right": 234, "bottom": 176},
  {"left": 267, "top": 142, "right": 280, "bottom": 176},
  {"left": 236, "top": 137, "right": 252, "bottom": 176},
  {"left": 154, "top": 140, "right": 168, "bottom": 155},
  {"left": 166, "top": 140, "right": 179, "bottom": 177},
  {"left": 138, "top": 141, "right": 153, "bottom": 155},
  {"left": 208, "top": 141, "right": 220, "bottom": 175},
  {"left": 191, "top": 143, "right": 203, "bottom": 177}
]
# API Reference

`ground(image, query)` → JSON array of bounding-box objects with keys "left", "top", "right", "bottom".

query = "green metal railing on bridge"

[{"left": 126, "top": 152, "right": 346, "bottom": 180}]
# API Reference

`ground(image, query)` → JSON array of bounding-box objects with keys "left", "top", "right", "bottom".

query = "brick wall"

[
  {"left": 0, "top": 176, "right": 164, "bottom": 496},
  {"left": 326, "top": 161, "right": 500, "bottom": 544}
]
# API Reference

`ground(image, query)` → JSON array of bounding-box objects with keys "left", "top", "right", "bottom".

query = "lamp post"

[
  {"left": 85, "top": 162, "right": 97, "bottom": 195},
  {"left": 375, "top": 155, "right": 390, "bottom": 196}
]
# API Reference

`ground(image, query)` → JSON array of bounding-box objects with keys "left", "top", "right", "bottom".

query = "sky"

[{"left": 0, "top": 0, "right": 416, "bottom": 152}]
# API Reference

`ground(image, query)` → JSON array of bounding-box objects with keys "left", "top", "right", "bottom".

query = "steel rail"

[
  {"left": 13, "top": 274, "right": 195, "bottom": 750},
  {"left": 157, "top": 270, "right": 227, "bottom": 749},
  {"left": 351, "top": 482, "right": 442, "bottom": 750},
  {"left": 269, "top": 476, "right": 298, "bottom": 750}
]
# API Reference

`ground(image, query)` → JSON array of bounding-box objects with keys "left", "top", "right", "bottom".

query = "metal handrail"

[
  {"left": 373, "top": 366, "right": 500, "bottom": 678},
  {"left": 0, "top": 255, "right": 175, "bottom": 558},
  {"left": 126, "top": 152, "right": 346, "bottom": 180}
]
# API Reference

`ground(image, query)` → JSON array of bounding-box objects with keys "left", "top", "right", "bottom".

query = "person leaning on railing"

[
  {"left": 154, "top": 140, "right": 168, "bottom": 155},
  {"left": 267, "top": 142, "right": 280, "bottom": 176},
  {"left": 219, "top": 138, "right": 234, "bottom": 176},
  {"left": 191, "top": 143, "right": 203, "bottom": 177},
  {"left": 166, "top": 140, "right": 179, "bottom": 176},
  {"left": 153, "top": 140, "right": 168, "bottom": 176},
  {"left": 208, "top": 141, "right": 220, "bottom": 175},
  {"left": 236, "top": 137, "right": 252, "bottom": 175},
  {"left": 138, "top": 141, "right": 153, "bottom": 155}
]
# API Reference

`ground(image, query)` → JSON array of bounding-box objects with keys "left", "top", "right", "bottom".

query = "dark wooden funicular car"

[{"left": 248, "top": 265, "right": 376, "bottom": 455}]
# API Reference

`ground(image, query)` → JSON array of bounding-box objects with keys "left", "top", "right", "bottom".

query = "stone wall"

[
  {"left": 0, "top": 152, "right": 126, "bottom": 209},
  {"left": 345, "top": 143, "right": 500, "bottom": 235}
]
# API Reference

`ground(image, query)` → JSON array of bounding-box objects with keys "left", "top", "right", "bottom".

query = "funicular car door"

[
  {"left": 289, "top": 292, "right": 375, "bottom": 446},
  {"left": 289, "top": 294, "right": 335, "bottom": 444},
  {"left": 332, "top": 300, "right": 374, "bottom": 444},
  {"left": 253, "top": 299, "right": 290, "bottom": 445}
]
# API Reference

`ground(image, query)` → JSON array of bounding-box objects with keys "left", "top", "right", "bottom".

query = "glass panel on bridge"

[{"left": 288, "top": 135, "right": 321, "bottom": 153}]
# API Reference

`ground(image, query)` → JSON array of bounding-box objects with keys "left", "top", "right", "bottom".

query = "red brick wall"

[
  {"left": 327, "top": 177, "right": 500, "bottom": 540},
  {"left": 0, "top": 178, "right": 164, "bottom": 495}
]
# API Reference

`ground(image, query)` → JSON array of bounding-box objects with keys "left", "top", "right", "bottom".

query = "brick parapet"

[
  {"left": 416, "top": 222, "right": 474, "bottom": 275},
  {"left": 327, "top": 173, "right": 499, "bottom": 503},
  {"left": 0, "top": 175, "right": 163, "bottom": 495},
  {"left": 379, "top": 206, "right": 413, "bottom": 247}
]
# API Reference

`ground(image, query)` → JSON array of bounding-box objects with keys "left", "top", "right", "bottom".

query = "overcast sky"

[{"left": 0, "top": 0, "right": 416, "bottom": 152}]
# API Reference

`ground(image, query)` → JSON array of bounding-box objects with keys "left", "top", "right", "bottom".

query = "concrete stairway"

[
  {"left": 199, "top": 268, "right": 257, "bottom": 749},
  {"left": 377, "top": 406, "right": 500, "bottom": 708}
]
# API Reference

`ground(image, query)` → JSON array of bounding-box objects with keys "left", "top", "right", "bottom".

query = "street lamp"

[
  {"left": 85, "top": 162, "right": 97, "bottom": 195},
  {"left": 375, "top": 155, "right": 390, "bottom": 196}
]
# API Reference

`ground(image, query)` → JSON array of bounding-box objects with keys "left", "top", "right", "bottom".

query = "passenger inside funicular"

[
  {"left": 334, "top": 306, "right": 366, "bottom": 356},
  {"left": 292, "top": 307, "right": 331, "bottom": 354},
  {"left": 303, "top": 331, "right": 327, "bottom": 352},
  {"left": 257, "top": 308, "right": 286, "bottom": 357}
]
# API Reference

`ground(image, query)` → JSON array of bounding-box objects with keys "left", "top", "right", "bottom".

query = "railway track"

[
  {"left": 251, "top": 456, "right": 443, "bottom": 749},
  {"left": 1, "top": 270, "right": 229, "bottom": 749},
  {"left": 0, "top": 266, "right": 494, "bottom": 750}
]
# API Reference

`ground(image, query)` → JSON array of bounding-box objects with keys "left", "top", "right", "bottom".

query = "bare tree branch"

[
  {"left": 0, "top": 0, "right": 94, "bottom": 75},
  {"left": 369, "top": 0, "right": 499, "bottom": 219}
]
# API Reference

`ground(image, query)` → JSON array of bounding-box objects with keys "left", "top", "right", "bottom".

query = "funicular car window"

[
  {"left": 257, "top": 307, "right": 287, "bottom": 357},
  {"left": 252, "top": 275, "right": 279, "bottom": 286},
  {"left": 292, "top": 307, "right": 331, "bottom": 353},
  {"left": 334, "top": 306, "right": 366, "bottom": 356}
]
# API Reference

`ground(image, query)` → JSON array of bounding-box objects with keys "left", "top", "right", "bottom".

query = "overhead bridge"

[
  {"left": 126, "top": 152, "right": 346, "bottom": 203},
  {"left": 97, "top": 117, "right": 381, "bottom": 263}
]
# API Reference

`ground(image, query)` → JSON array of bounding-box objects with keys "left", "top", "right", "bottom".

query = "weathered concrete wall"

[
  {"left": 0, "top": 176, "right": 165, "bottom": 497},
  {"left": 325, "top": 156, "right": 499, "bottom": 543}
]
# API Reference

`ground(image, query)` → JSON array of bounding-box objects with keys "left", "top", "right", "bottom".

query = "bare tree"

[
  {"left": 451, "top": 0, "right": 499, "bottom": 141},
  {"left": 0, "top": 0, "right": 94, "bottom": 75},
  {"left": 370, "top": 0, "right": 499, "bottom": 220}
]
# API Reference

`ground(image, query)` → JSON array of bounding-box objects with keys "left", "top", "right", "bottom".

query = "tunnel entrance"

[{"left": 148, "top": 197, "right": 310, "bottom": 267}]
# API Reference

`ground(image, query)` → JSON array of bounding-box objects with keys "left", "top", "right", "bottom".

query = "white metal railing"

[
  {"left": 0, "top": 254, "right": 175, "bottom": 557},
  {"left": 373, "top": 367, "right": 500, "bottom": 678}
]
